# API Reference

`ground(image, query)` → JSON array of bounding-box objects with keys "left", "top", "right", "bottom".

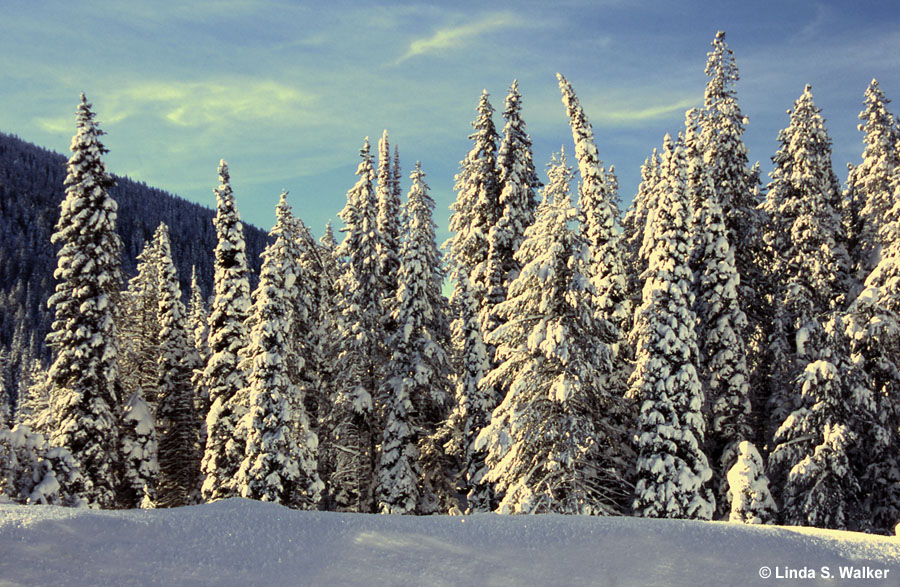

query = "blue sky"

[{"left": 2, "top": 0, "right": 900, "bottom": 244}]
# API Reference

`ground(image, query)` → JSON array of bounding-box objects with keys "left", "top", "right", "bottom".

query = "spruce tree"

[
  {"left": 446, "top": 90, "right": 501, "bottom": 320},
  {"left": 376, "top": 130, "right": 402, "bottom": 292},
  {"left": 726, "top": 441, "right": 776, "bottom": 524},
  {"left": 443, "top": 272, "right": 495, "bottom": 513},
  {"left": 154, "top": 223, "right": 201, "bottom": 507},
  {"left": 119, "top": 390, "right": 158, "bottom": 508},
  {"left": 623, "top": 148, "right": 661, "bottom": 313},
  {"left": 376, "top": 163, "right": 454, "bottom": 515},
  {"left": 768, "top": 316, "right": 870, "bottom": 530},
  {"left": 843, "top": 210, "right": 900, "bottom": 532},
  {"left": 629, "top": 136, "right": 715, "bottom": 520},
  {"left": 331, "top": 139, "right": 384, "bottom": 512},
  {"left": 557, "top": 73, "right": 629, "bottom": 335},
  {"left": 477, "top": 150, "right": 629, "bottom": 514},
  {"left": 46, "top": 94, "right": 123, "bottom": 508},
  {"left": 482, "top": 80, "right": 540, "bottom": 341},
  {"left": 188, "top": 266, "right": 210, "bottom": 438},
  {"left": 847, "top": 78, "right": 900, "bottom": 285},
  {"left": 762, "top": 85, "right": 851, "bottom": 435},
  {"left": 685, "top": 109, "right": 752, "bottom": 516},
  {"left": 200, "top": 160, "right": 252, "bottom": 502},
  {"left": 237, "top": 194, "right": 322, "bottom": 508}
]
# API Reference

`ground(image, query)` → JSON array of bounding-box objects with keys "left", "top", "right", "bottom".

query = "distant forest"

[{"left": 0, "top": 131, "right": 269, "bottom": 391}]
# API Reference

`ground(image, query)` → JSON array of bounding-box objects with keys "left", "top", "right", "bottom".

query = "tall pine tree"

[
  {"left": 46, "top": 94, "right": 123, "bottom": 508},
  {"left": 200, "top": 160, "right": 252, "bottom": 502}
]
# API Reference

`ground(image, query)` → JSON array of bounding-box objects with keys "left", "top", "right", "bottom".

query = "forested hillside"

[{"left": 0, "top": 132, "right": 268, "bottom": 394}]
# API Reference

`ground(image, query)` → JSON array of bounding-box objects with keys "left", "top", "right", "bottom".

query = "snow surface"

[{"left": 2, "top": 499, "right": 899, "bottom": 586}]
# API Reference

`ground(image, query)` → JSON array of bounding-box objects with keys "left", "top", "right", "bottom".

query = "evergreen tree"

[
  {"left": 200, "top": 160, "right": 252, "bottom": 502},
  {"left": 443, "top": 272, "right": 495, "bottom": 513},
  {"left": 557, "top": 73, "right": 630, "bottom": 335},
  {"left": 477, "top": 150, "right": 629, "bottom": 514},
  {"left": 13, "top": 361, "right": 52, "bottom": 437},
  {"left": 847, "top": 78, "right": 900, "bottom": 285},
  {"left": 118, "top": 237, "right": 162, "bottom": 413},
  {"left": 843, "top": 211, "right": 900, "bottom": 532},
  {"left": 629, "top": 136, "right": 715, "bottom": 520},
  {"left": 376, "top": 163, "right": 454, "bottom": 515},
  {"left": 45, "top": 94, "right": 123, "bottom": 508},
  {"left": 376, "top": 130, "right": 402, "bottom": 292},
  {"left": 119, "top": 391, "right": 158, "bottom": 508},
  {"left": 685, "top": 109, "right": 752, "bottom": 515},
  {"left": 699, "top": 32, "right": 767, "bottom": 446},
  {"left": 237, "top": 194, "right": 322, "bottom": 508},
  {"left": 154, "top": 223, "right": 201, "bottom": 507},
  {"left": 331, "top": 139, "right": 384, "bottom": 512},
  {"left": 726, "top": 441, "right": 776, "bottom": 524},
  {"left": 762, "top": 85, "right": 851, "bottom": 435},
  {"left": 768, "top": 315, "right": 871, "bottom": 530},
  {"left": 482, "top": 80, "right": 540, "bottom": 341},
  {"left": 188, "top": 266, "right": 210, "bottom": 439},
  {"left": 446, "top": 90, "right": 501, "bottom": 320},
  {"left": 623, "top": 148, "right": 661, "bottom": 313},
  {"left": 0, "top": 349, "right": 10, "bottom": 429}
]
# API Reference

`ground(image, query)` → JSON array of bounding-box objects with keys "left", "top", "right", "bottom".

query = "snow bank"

[{"left": 1, "top": 499, "right": 899, "bottom": 586}]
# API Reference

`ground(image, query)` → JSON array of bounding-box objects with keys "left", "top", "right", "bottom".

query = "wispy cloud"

[
  {"left": 100, "top": 79, "right": 319, "bottom": 129},
  {"left": 393, "top": 12, "right": 523, "bottom": 65},
  {"left": 594, "top": 96, "right": 701, "bottom": 125}
]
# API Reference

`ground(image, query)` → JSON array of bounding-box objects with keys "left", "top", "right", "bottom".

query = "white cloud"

[{"left": 394, "top": 12, "right": 524, "bottom": 65}]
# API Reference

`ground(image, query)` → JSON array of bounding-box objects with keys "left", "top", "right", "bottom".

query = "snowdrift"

[{"left": 1, "top": 499, "right": 899, "bottom": 586}]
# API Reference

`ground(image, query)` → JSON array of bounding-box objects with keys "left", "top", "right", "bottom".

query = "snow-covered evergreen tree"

[
  {"left": 188, "top": 266, "right": 210, "bottom": 442},
  {"left": 446, "top": 90, "right": 501, "bottom": 320},
  {"left": 376, "top": 163, "right": 454, "bottom": 515},
  {"left": 443, "top": 273, "right": 495, "bottom": 513},
  {"left": 685, "top": 109, "right": 752, "bottom": 516},
  {"left": 45, "top": 94, "right": 123, "bottom": 508},
  {"left": 119, "top": 391, "right": 158, "bottom": 508},
  {"left": 200, "top": 160, "right": 252, "bottom": 502},
  {"left": 843, "top": 211, "right": 900, "bottom": 532},
  {"left": 726, "top": 441, "right": 776, "bottom": 524},
  {"left": 0, "top": 424, "right": 84, "bottom": 506},
  {"left": 847, "top": 78, "right": 900, "bottom": 285},
  {"left": 762, "top": 85, "right": 851, "bottom": 435},
  {"left": 623, "top": 148, "right": 661, "bottom": 314},
  {"left": 768, "top": 315, "right": 871, "bottom": 530},
  {"left": 477, "top": 150, "right": 629, "bottom": 515},
  {"left": 629, "top": 136, "right": 715, "bottom": 520},
  {"left": 13, "top": 361, "right": 52, "bottom": 437},
  {"left": 118, "top": 237, "right": 162, "bottom": 412},
  {"left": 0, "top": 350, "right": 10, "bottom": 430},
  {"left": 237, "top": 194, "right": 322, "bottom": 509},
  {"left": 482, "top": 80, "right": 540, "bottom": 341},
  {"left": 377, "top": 130, "right": 402, "bottom": 293},
  {"left": 557, "top": 73, "right": 629, "bottom": 334},
  {"left": 331, "top": 139, "right": 385, "bottom": 513},
  {"left": 153, "top": 224, "right": 201, "bottom": 507}
]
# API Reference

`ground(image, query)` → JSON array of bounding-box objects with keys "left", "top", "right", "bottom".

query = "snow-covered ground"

[{"left": 1, "top": 499, "right": 899, "bottom": 587}]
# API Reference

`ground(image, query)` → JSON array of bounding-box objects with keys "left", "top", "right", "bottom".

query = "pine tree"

[
  {"left": 629, "top": 136, "right": 715, "bottom": 520},
  {"left": 45, "top": 94, "right": 123, "bottom": 508},
  {"left": 13, "top": 361, "right": 53, "bottom": 437},
  {"left": 446, "top": 90, "right": 501, "bottom": 320},
  {"left": 685, "top": 109, "right": 752, "bottom": 516},
  {"left": 154, "top": 223, "right": 201, "bottom": 507},
  {"left": 762, "top": 85, "right": 851, "bottom": 435},
  {"left": 847, "top": 78, "right": 900, "bottom": 285},
  {"left": 237, "top": 194, "right": 322, "bottom": 508},
  {"left": 376, "top": 163, "right": 454, "bottom": 515},
  {"left": 188, "top": 266, "right": 211, "bottom": 440},
  {"left": 118, "top": 237, "right": 162, "bottom": 413},
  {"left": 623, "top": 148, "right": 661, "bottom": 313},
  {"left": 0, "top": 349, "right": 10, "bottom": 429},
  {"left": 726, "top": 441, "right": 776, "bottom": 524},
  {"left": 699, "top": 32, "right": 767, "bottom": 446},
  {"left": 119, "top": 391, "right": 158, "bottom": 508},
  {"left": 376, "top": 130, "right": 402, "bottom": 293},
  {"left": 443, "top": 271, "right": 495, "bottom": 512},
  {"left": 557, "top": 73, "right": 629, "bottom": 335},
  {"left": 843, "top": 211, "right": 900, "bottom": 532},
  {"left": 331, "top": 139, "right": 384, "bottom": 512},
  {"left": 482, "top": 80, "right": 540, "bottom": 341},
  {"left": 200, "top": 160, "right": 252, "bottom": 502},
  {"left": 477, "top": 150, "right": 629, "bottom": 514},
  {"left": 768, "top": 315, "right": 871, "bottom": 530}
]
